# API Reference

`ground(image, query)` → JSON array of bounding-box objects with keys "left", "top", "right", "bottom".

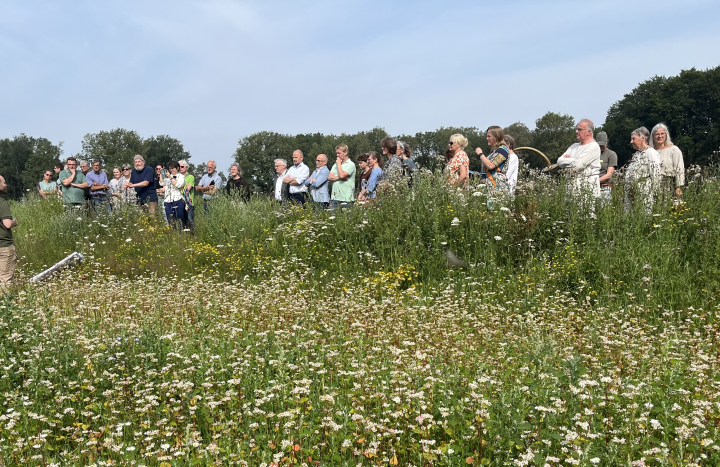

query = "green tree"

[
  {"left": 81, "top": 128, "right": 144, "bottom": 169},
  {"left": 604, "top": 66, "right": 720, "bottom": 166},
  {"left": 143, "top": 135, "right": 190, "bottom": 169},
  {"left": 233, "top": 131, "right": 298, "bottom": 194},
  {"left": 0, "top": 134, "right": 63, "bottom": 200},
  {"left": 532, "top": 112, "right": 577, "bottom": 161}
]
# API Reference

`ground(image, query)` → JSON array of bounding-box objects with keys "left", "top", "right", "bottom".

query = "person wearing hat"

[{"left": 596, "top": 131, "right": 618, "bottom": 203}]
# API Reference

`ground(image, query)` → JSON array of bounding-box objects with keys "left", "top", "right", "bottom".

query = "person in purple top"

[
  {"left": 125, "top": 154, "right": 158, "bottom": 216},
  {"left": 86, "top": 160, "right": 112, "bottom": 214}
]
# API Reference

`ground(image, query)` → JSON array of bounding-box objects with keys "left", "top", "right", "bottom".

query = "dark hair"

[
  {"left": 381, "top": 137, "right": 397, "bottom": 155},
  {"left": 444, "top": 148, "right": 454, "bottom": 163},
  {"left": 357, "top": 153, "right": 369, "bottom": 163},
  {"left": 66, "top": 157, "right": 77, "bottom": 164},
  {"left": 368, "top": 151, "right": 384, "bottom": 169},
  {"left": 167, "top": 160, "right": 180, "bottom": 170},
  {"left": 54, "top": 162, "right": 64, "bottom": 170}
]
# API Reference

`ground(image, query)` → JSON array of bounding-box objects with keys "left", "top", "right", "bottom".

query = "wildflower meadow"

[{"left": 2, "top": 168, "right": 719, "bottom": 466}]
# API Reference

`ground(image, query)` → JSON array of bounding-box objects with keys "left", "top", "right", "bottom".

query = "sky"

[{"left": 2, "top": 0, "right": 720, "bottom": 171}]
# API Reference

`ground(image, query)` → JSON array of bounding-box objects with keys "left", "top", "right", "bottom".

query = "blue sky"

[{"left": 2, "top": 0, "right": 720, "bottom": 171}]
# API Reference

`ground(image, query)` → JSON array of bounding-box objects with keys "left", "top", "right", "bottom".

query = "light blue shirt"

[
  {"left": 304, "top": 166, "right": 330, "bottom": 203},
  {"left": 366, "top": 167, "right": 383, "bottom": 199},
  {"left": 198, "top": 172, "right": 224, "bottom": 200}
]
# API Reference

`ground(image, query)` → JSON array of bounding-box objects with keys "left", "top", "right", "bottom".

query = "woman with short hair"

[
  {"left": 38, "top": 171, "right": 57, "bottom": 199},
  {"left": 160, "top": 160, "right": 187, "bottom": 229},
  {"left": 625, "top": 126, "right": 661, "bottom": 213},
  {"left": 445, "top": 134, "right": 470, "bottom": 186},
  {"left": 120, "top": 163, "right": 137, "bottom": 204},
  {"left": 225, "top": 163, "right": 251, "bottom": 201},
  {"left": 651, "top": 123, "right": 685, "bottom": 199}
]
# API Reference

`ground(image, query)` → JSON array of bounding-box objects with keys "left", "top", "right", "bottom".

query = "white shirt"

[
  {"left": 275, "top": 170, "right": 287, "bottom": 200},
  {"left": 557, "top": 141, "right": 601, "bottom": 198},
  {"left": 160, "top": 173, "right": 185, "bottom": 203},
  {"left": 286, "top": 162, "right": 309, "bottom": 194},
  {"left": 506, "top": 152, "right": 519, "bottom": 195}
]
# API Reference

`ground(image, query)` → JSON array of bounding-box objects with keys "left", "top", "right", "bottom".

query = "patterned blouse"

[
  {"left": 625, "top": 147, "right": 661, "bottom": 186},
  {"left": 485, "top": 145, "right": 510, "bottom": 191},
  {"left": 446, "top": 150, "right": 469, "bottom": 186}
]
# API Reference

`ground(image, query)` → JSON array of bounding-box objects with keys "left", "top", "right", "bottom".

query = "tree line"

[{"left": 2, "top": 66, "right": 718, "bottom": 199}]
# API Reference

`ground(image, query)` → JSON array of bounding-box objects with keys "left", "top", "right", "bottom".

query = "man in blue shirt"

[
  {"left": 304, "top": 153, "right": 330, "bottom": 209},
  {"left": 125, "top": 155, "right": 158, "bottom": 217}
]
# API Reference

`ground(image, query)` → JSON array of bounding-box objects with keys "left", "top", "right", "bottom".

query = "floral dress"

[
  {"left": 445, "top": 150, "right": 469, "bottom": 186},
  {"left": 485, "top": 145, "right": 510, "bottom": 193},
  {"left": 624, "top": 147, "right": 661, "bottom": 213}
]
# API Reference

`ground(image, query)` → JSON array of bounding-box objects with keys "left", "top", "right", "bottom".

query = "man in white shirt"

[
  {"left": 556, "top": 119, "right": 601, "bottom": 206},
  {"left": 283, "top": 150, "right": 310, "bottom": 205},
  {"left": 273, "top": 159, "right": 289, "bottom": 203}
]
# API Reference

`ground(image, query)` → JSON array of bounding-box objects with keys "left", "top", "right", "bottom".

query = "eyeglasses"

[
  {"left": 575, "top": 127, "right": 590, "bottom": 132},
  {"left": 179, "top": 165, "right": 187, "bottom": 168},
  {"left": 123, "top": 168, "right": 131, "bottom": 171},
  {"left": 44, "top": 173, "right": 52, "bottom": 176},
  {"left": 448, "top": 141, "right": 455, "bottom": 145}
]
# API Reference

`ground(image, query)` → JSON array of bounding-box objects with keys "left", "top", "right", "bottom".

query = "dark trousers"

[
  {"left": 165, "top": 200, "right": 187, "bottom": 230},
  {"left": 289, "top": 192, "right": 306, "bottom": 206}
]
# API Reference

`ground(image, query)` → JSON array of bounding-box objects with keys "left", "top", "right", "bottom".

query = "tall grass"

[{"left": 11, "top": 168, "right": 720, "bottom": 312}]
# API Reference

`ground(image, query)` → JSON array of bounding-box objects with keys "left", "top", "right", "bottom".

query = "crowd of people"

[{"left": 33, "top": 123, "right": 687, "bottom": 224}]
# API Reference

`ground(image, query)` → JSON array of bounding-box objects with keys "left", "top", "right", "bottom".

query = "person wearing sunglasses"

[
  {"left": 37, "top": 171, "right": 57, "bottom": 199},
  {"left": 445, "top": 134, "right": 470, "bottom": 187},
  {"left": 119, "top": 163, "right": 136, "bottom": 204}
]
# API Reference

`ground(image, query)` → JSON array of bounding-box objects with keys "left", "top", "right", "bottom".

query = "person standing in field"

[
  {"left": 651, "top": 123, "right": 685, "bottom": 202},
  {"left": 0, "top": 175, "right": 19, "bottom": 288},
  {"left": 502, "top": 135, "right": 519, "bottom": 195},
  {"left": 38, "top": 170, "right": 57, "bottom": 199},
  {"left": 196, "top": 160, "right": 223, "bottom": 213},
  {"left": 225, "top": 163, "right": 251, "bottom": 201},
  {"left": 283, "top": 150, "right": 310, "bottom": 205},
  {"left": 446, "top": 134, "right": 470, "bottom": 187},
  {"left": 179, "top": 160, "right": 195, "bottom": 230},
  {"left": 556, "top": 119, "right": 601, "bottom": 207},
  {"left": 119, "top": 163, "right": 137, "bottom": 205},
  {"left": 625, "top": 127, "right": 661, "bottom": 214},
  {"left": 272, "top": 159, "right": 290, "bottom": 203},
  {"left": 59, "top": 157, "right": 89, "bottom": 211},
  {"left": 304, "top": 154, "right": 330, "bottom": 209},
  {"left": 595, "top": 131, "right": 618, "bottom": 203},
  {"left": 87, "top": 160, "right": 112, "bottom": 214},
  {"left": 155, "top": 164, "right": 168, "bottom": 224},
  {"left": 126, "top": 155, "right": 158, "bottom": 216},
  {"left": 159, "top": 161, "right": 187, "bottom": 229},
  {"left": 328, "top": 144, "right": 356, "bottom": 210},
  {"left": 363, "top": 152, "right": 384, "bottom": 200}
]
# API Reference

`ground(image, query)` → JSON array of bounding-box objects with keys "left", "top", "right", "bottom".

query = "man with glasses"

[
  {"left": 283, "top": 150, "right": 310, "bottom": 205},
  {"left": 304, "top": 153, "right": 330, "bottom": 209},
  {"left": 59, "top": 157, "right": 89, "bottom": 210},
  {"left": 86, "top": 160, "right": 112, "bottom": 214},
  {"left": 38, "top": 171, "right": 57, "bottom": 199},
  {"left": 125, "top": 155, "right": 158, "bottom": 216},
  {"left": 272, "top": 159, "right": 290, "bottom": 203},
  {"left": 557, "top": 119, "right": 601, "bottom": 206},
  {"left": 178, "top": 160, "right": 195, "bottom": 231},
  {"left": 196, "top": 160, "right": 223, "bottom": 213}
]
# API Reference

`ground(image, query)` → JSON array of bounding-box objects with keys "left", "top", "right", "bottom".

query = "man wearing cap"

[
  {"left": 125, "top": 155, "right": 158, "bottom": 216},
  {"left": 595, "top": 131, "right": 618, "bottom": 203},
  {"left": 556, "top": 119, "right": 601, "bottom": 209}
]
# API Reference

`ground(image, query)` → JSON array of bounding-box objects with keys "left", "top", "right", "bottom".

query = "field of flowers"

[{"left": 2, "top": 169, "right": 720, "bottom": 466}]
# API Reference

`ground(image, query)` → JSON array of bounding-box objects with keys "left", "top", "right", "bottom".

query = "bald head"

[{"left": 315, "top": 154, "right": 328, "bottom": 168}]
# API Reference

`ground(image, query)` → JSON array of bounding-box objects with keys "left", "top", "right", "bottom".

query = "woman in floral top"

[
  {"left": 445, "top": 134, "right": 470, "bottom": 186},
  {"left": 625, "top": 126, "right": 661, "bottom": 213},
  {"left": 476, "top": 125, "right": 509, "bottom": 193}
]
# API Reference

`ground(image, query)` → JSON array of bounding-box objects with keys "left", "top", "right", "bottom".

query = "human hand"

[{"left": 475, "top": 148, "right": 484, "bottom": 155}]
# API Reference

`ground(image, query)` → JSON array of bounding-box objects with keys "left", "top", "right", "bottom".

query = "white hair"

[{"left": 274, "top": 158, "right": 287, "bottom": 168}]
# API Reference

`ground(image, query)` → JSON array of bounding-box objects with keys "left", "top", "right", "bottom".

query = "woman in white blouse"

[
  {"left": 160, "top": 160, "right": 187, "bottom": 229},
  {"left": 651, "top": 123, "right": 685, "bottom": 200}
]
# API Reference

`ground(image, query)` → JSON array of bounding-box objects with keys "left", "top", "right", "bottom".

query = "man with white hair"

[
  {"left": 556, "top": 118, "right": 601, "bottom": 206},
  {"left": 272, "top": 159, "right": 290, "bottom": 203},
  {"left": 283, "top": 150, "right": 310, "bottom": 205},
  {"left": 196, "top": 160, "right": 223, "bottom": 212},
  {"left": 125, "top": 154, "right": 158, "bottom": 216}
]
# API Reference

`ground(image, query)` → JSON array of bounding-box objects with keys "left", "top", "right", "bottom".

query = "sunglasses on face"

[{"left": 123, "top": 168, "right": 131, "bottom": 171}]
